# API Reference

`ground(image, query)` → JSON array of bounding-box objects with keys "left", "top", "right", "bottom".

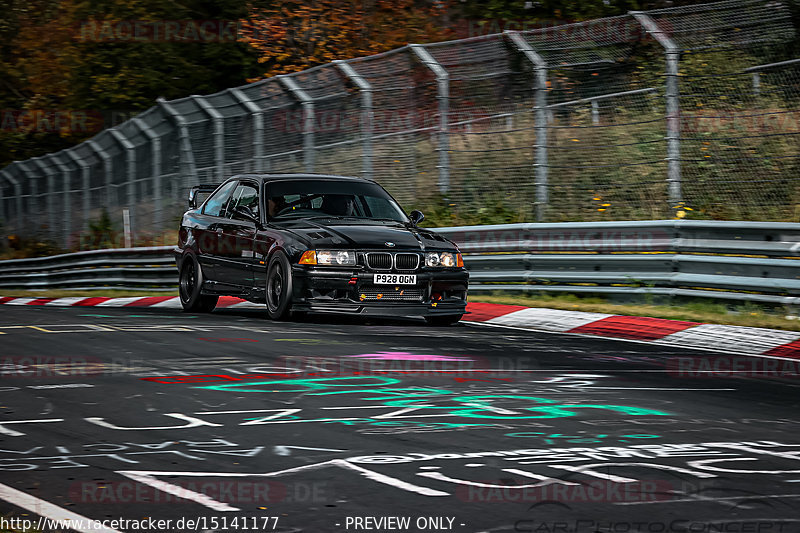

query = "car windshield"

[{"left": 266, "top": 179, "right": 409, "bottom": 223}]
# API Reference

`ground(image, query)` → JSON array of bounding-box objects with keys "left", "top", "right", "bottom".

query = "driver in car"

[
  {"left": 321, "top": 194, "right": 356, "bottom": 216},
  {"left": 268, "top": 196, "right": 288, "bottom": 217}
]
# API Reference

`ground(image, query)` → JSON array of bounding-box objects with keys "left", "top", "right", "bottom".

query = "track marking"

[
  {"left": 118, "top": 458, "right": 448, "bottom": 511},
  {"left": 464, "top": 320, "right": 800, "bottom": 361},
  {"left": 0, "top": 482, "right": 122, "bottom": 533},
  {"left": 615, "top": 493, "right": 800, "bottom": 506},
  {"left": 273, "top": 445, "right": 347, "bottom": 456}
]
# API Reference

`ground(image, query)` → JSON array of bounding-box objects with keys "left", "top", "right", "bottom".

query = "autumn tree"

[
  {"left": 241, "top": 0, "right": 453, "bottom": 79},
  {"left": 0, "top": 0, "right": 262, "bottom": 167}
]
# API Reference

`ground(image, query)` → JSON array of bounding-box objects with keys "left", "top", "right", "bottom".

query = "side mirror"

[
  {"left": 188, "top": 188, "right": 198, "bottom": 209},
  {"left": 409, "top": 210, "right": 424, "bottom": 226},
  {"left": 233, "top": 206, "right": 259, "bottom": 224}
]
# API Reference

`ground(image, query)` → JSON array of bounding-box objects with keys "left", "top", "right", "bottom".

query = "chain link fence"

[{"left": 1, "top": 0, "right": 799, "bottom": 250}]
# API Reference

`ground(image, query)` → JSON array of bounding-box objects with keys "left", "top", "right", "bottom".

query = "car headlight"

[
  {"left": 425, "top": 252, "right": 462, "bottom": 268},
  {"left": 298, "top": 250, "right": 356, "bottom": 266}
]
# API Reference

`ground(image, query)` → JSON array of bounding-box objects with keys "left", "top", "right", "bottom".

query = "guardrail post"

[
  {"left": 507, "top": 31, "right": 548, "bottom": 221},
  {"left": 335, "top": 59, "right": 374, "bottom": 180},
  {"left": 157, "top": 97, "right": 198, "bottom": 192},
  {"left": 109, "top": 129, "right": 137, "bottom": 238},
  {"left": 30, "top": 157, "right": 59, "bottom": 242},
  {"left": 65, "top": 150, "right": 91, "bottom": 237},
  {"left": 86, "top": 139, "right": 115, "bottom": 208},
  {"left": 132, "top": 118, "right": 163, "bottom": 233},
  {"left": 191, "top": 95, "right": 226, "bottom": 181},
  {"left": 631, "top": 12, "right": 682, "bottom": 207},
  {"left": 50, "top": 153, "right": 73, "bottom": 248},
  {"left": 229, "top": 88, "right": 265, "bottom": 173},
  {"left": 410, "top": 44, "right": 449, "bottom": 195},
  {"left": 278, "top": 75, "right": 315, "bottom": 172}
]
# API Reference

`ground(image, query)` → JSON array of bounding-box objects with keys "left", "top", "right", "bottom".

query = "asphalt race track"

[{"left": 1, "top": 305, "right": 800, "bottom": 533}]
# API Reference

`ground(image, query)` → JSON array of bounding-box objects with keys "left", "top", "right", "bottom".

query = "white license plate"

[{"left": 373, "top": 274, "right": 417, "bottom": 285}]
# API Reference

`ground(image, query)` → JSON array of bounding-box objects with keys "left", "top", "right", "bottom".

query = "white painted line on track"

[
  {"left": 487, "top": 308, "right": 613, "bottom": 332},
  {"left": 614, "top": 493, "right": 800, "bottom": 506},
  {"left": 224, "top": 301, "right": 264, "bottom": 309},
  {"left": 6, "top": 298, "right": 36, "bottom": 305},
  {"left": 118, "top": 472, "right": 238, "bottom": 512},
  {"left": 463, "top": 320, "right": 800, "bottom": 361},
  {"left": 149, "top": 297, "right": 182, "bottom": 308},
  {"left": 95, "top": 297, "right": 147, "bottom": 307},
  {"left": 44, "top": 297, "right": 89, "bottom": 306},
  {"left": 0, "top": 482, "right": 122, "bottom": 533},
  {"left": 655, "top": 324, "right": 800, "bottom": 354}
]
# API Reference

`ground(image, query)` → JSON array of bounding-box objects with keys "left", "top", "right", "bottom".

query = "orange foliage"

[{"left": 241, "top": 0, "right": 453, "bottom": 80}]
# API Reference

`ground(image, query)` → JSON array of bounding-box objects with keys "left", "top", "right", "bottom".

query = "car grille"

[
  {"left": 394, "top": 253, "right": 420, "bottom": 270},
  {"left": 360, "top": 288, "right": 424, "bottom": 301},
  {"left": 366, "top": 252, "right": 392, "bottom": 270},
  {"left": 364, "top": 252, "right": 420, "bottom": 271}
]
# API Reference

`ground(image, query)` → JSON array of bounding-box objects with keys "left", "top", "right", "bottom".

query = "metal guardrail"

[
  {"left": 0, "top": 246, "right": 176, "bottom": 291},
  {"left": 436, "top": 220, "right": 800, "bottom": 306},
  {"left": 1, "top": 221, "right": 800, "bottom": 305}
]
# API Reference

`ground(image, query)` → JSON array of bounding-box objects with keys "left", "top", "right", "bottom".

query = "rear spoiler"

[{"left": 188, "top": 184, "right": 221, "bottom": 209}]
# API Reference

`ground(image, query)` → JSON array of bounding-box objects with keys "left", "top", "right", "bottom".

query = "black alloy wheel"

[
  {"left": 266, "top": 251, "right": 293, "bottom": 320},
  {"left": 178, "top": 254, "right": 218, "bottom": 312}
]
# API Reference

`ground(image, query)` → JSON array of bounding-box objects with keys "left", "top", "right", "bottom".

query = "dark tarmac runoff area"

[{"left": 0, "top": 305, "right": 799, "bottom": 533}]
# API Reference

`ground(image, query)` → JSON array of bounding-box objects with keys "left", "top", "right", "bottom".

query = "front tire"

[
  {"left": 425, "top": 314, "right": 463, "bottom": 327},
  {"left": 178, "top": 254, "right": 218, "bottom": 313},
  {"left": 266, "top": 251, "right": 294, "bottom": 320}
]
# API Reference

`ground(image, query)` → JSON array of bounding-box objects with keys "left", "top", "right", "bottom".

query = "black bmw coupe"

[{"left": 175, "top": 174, "right": 468, "bottom": 325}]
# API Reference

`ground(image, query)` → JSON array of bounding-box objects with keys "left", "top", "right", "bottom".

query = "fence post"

[
  {"left": 278, "top": 75, "right": 315, "bottom": 172},
  {"left": 0, "top": 175, "right": 4, "bottom": 227},
  {"left": 132, "top": 118, "right": 163, "bottom": 234},
  {"left": 191, "top": 95, "right": 226, "bottom": 181},
  {"left": 410, "top": 44, "right": 449, "bottom": 195},
  {"left": 86, "top": 139, "right": 115, "bottom": 208},
  {"left": 631, "top": 12, "right": 682, "bottom": 207},
  {"left": 157, "top": 97, "right": 197, "bottom": 193},
  {"left": 65, "top": 150, "right": 91, "bottom": 237},
  {"left": 229, "top": 88, "right": 265, "bottom": 173},
  {"left": 30, "top": 157, "right": 59, "bottom": 242},
  {"left": 0, "top": 169, "right": 20, "bottom": 233},
  {"left": 15, "top": 161, "right": 39, "bottom": 237},
  {"left": 109, "top": 129, "right": 137, "bottom": 238},
  {"left": 334, "top": 59, "right": 374, "bottom": 181},
  {"left": 507, "top": 31, "right": 548, "bottom": 222},
  {"left": 50, "top": 153, "right": 73, "bottom": 249}
]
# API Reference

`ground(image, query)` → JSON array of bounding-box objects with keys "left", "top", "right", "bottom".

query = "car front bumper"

[{"left": 290, "top": 266, "right": 468, "bottom": 317}]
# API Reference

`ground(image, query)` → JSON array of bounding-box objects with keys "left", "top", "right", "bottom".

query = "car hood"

[{"left": 275, "top": 218, "right": 457, "bottom": 251}]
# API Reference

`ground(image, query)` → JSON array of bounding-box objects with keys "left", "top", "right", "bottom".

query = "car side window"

[
  {"left": 226, "top": 183, "right": 259, "bottom": 220},
  {"left": 202, "top": 181, "right": 237, "bottom": 217}
]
